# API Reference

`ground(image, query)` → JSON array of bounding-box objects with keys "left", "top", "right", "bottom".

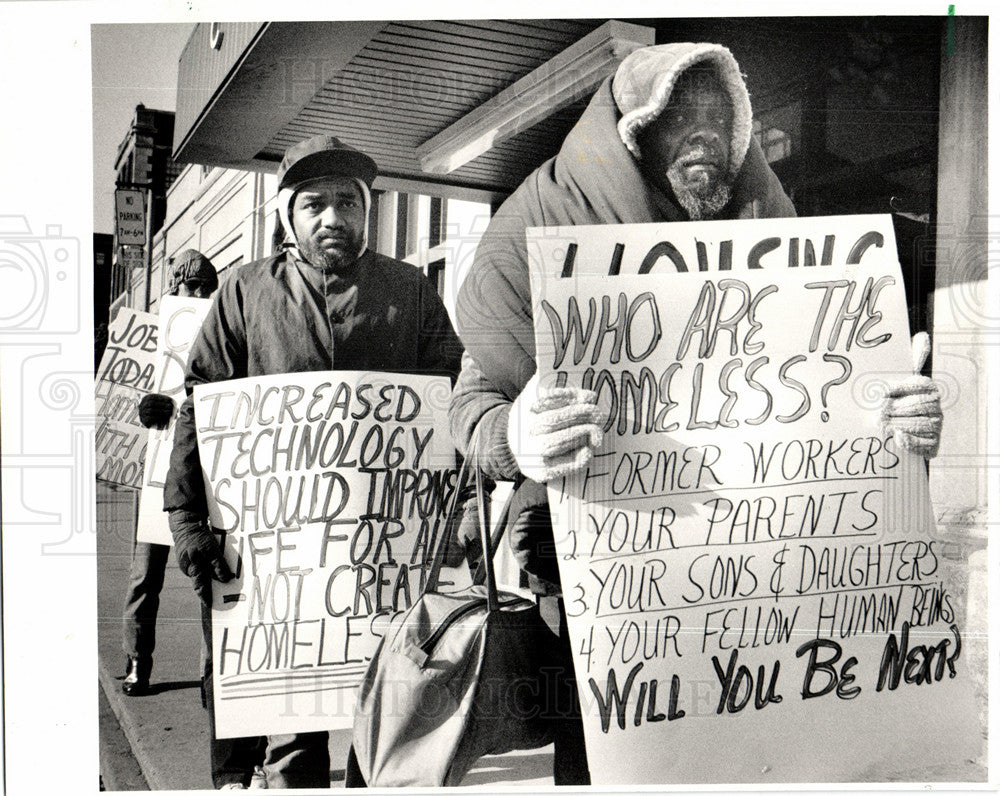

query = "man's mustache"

[
  {"left": 675, "top": 144, "right": 723, "bottom": 167},
  {"left": 317, "top": 231, "right": 350, "bottom": 244}
]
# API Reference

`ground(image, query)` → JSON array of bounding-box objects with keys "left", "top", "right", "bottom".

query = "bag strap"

[
  {"left": 423, "top": 423, "right": 519, "bottom": 613},
  {"left": 423, "top": 449, "right": 474, "bottom": 595},
  {"left": 424, "top": 421, "right": 494, "bottom": 594},
  {"left": 474, "top": 466, "right": 500, "bottom": 612},
  {"left": 469, "top": 477, "right": 518, "bottom": 591}
]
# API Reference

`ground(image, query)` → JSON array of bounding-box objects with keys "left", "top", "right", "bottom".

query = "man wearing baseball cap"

[{"left": 163, "top": 135, "right": 463, "bottom": 788}]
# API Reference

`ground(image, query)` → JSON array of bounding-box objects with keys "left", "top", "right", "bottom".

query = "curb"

[
  {"left": 99, "top": 683, "right": 150, "bottom": 791},
  {"left": 97, "top": 657, "right": 165, "bottom": 790}
]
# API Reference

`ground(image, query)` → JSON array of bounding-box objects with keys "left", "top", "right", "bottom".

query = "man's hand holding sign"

[
  {"left": 507, "top": 373, "right": 604, "bottom": 482},
  {"left": 881, "top": 331, "right": 943, "bottom": 458}
]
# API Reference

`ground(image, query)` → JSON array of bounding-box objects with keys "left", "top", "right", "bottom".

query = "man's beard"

[
  {"left": 299, "top": 229, "right": 363, "bottom": 273},
  {"left": 666, "top": 161, "right": 733, "bottom": 221}
]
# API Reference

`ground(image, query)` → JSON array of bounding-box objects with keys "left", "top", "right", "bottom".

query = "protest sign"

[
  {"left": 194, "top": 371, "right": 458, "bottom": 737},
  {"left": 95, "top": 308, "right": 158, "bottom": 488},
  {"left": 527, "top": 215, "right": 979, "bottom": 784},
  {"left": 136, "top": 295, "right": 212, "bottom": 544}
]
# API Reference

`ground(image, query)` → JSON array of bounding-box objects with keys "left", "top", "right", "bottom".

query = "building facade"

[
  {"left": 145, "top": 163, "right": 490, "bottom": 322},
  {"left": 169, "top": 15, "right": 988, "bottom": 533},
  {"left": 109, "top": 104, "right": 183, "bottom": 317}
]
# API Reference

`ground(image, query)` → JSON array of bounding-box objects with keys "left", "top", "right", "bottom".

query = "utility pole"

[{"left": 143, "top": 185, "right": 153, "bottom": 311}]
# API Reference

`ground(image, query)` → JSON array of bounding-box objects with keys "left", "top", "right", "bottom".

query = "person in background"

[
  {"left": 448, "top": 42, "right": 942, "bottom": 785},
  {"left": 127, "top": 250, "right": 268, "bottom": 790},
  {"left": 164, "top": 134, "right": 463, "bottom": 788},
  {"left": 125, "top": 249, "right": 218, "bottom": 696}
]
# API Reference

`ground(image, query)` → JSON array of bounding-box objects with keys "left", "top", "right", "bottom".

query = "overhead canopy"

[
  {"left": 174, "top": 19, "right": 654, "bottom": 200},
  {"left": 174, "top": 17, "right": 946, "bottom": 210}
]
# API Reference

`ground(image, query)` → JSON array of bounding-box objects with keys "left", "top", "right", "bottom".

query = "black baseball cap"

[{"left": 277, "top": 135, "right": 378, "bottom": 190}]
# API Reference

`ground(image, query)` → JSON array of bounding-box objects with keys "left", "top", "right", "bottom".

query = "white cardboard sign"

[
  {"left": 136, "top": 295, "right": 212, "bottom": 545},
  {"left": 95, "top": 308, "right": 158, "bottom": 488},
  {"left": 528, "top": 215, "right": 978, "bottom": 784},
  {"left": 194, "top": 371, "right": 457, "bottom": 737}
]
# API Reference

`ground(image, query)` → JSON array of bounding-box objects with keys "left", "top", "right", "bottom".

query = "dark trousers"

[
  {"left": 200, "top": 602, "right": 270, "bottom": 787},
  {"left": 538, "top": 595, "right": 591, "bottom": 787},
  {"left": 122, "top": 541, "right": 169, "bottom": 662}
]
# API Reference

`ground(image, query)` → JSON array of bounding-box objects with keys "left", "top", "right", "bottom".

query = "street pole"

[{"left": 143, "top": 186, "right": 153, "bottom": 311}]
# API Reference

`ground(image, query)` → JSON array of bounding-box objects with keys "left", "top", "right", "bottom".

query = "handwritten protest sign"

[
  {"left": 137, "top": 295, "right": 212, "bottom": 544},
  {"left": 194, "top": 371, "right": 457, "bottom": 737},
  {"left": 527, "top": 215, "right": 978, "bottom": 784},
  {"left": 95, "top": 308, "right": 158, "bottom": 488}
]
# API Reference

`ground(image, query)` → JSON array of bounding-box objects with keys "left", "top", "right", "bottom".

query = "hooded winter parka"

[{"left": 449, "top": 43, "right": 796, "bottom": 590}]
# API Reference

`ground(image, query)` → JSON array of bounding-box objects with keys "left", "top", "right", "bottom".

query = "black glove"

[
  {"left": 506, "top": 478, "right": 561, "bottom": 590},
  {"left": 138, "top": 393, "right": 176, "bottom": 429},
  {"left": 441, "top": 478, "right": 484, "bottom": 570},
  {"left": 168, "top": 509, "right": 234, "bottom": 605}
]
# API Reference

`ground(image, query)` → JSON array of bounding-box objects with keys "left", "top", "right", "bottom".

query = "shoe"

[
  {"left": 218, "top": 784, "right": 245, "bottom": 790},
  {"left": 122, "top": 656, "right": 151, "bottom": 696}
]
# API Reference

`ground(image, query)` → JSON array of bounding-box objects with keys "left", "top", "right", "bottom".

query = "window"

[
  {"left": 394, "top": 194, "right": 409, "bottom": 261},
  {"left": 429, "top": 197, "right": 446, "bottom": 249},
  {"left": 753, "top": 119, "right": 792, "bottom": 163},
  {"left": 427, "top": 259, "right": 446, "bottom": 299},
  {"left": 752, "top": 100, "right": 801, "bottom": 164}
]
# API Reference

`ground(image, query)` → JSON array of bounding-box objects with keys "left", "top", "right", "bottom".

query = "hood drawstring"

[{"left": 324, "top": 265, "right": 334, "bottom": 367}]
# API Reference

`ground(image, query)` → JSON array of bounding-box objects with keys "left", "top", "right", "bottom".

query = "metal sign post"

[{"left": 143, "top": 187, "right": 153, "bottom": 311}]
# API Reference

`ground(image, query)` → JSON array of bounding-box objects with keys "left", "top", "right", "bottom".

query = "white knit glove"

[
  {"left": 880, "top": 332, "right": 943, "bottom": 458},
  {"left": 507, "top": 372, "right": 604, "bottom": 483}
]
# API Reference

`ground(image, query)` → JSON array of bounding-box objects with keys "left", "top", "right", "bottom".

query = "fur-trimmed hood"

[
  {"left": 613, "top": 43, "right": 754, "bottom": 179},
  {"left": 455, "top": 70, "right": 794, "bottom": 403}
]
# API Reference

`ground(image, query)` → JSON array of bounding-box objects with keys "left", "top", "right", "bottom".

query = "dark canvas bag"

[{"left": 352, "top": 462, "right": 555, "bottom": 786}]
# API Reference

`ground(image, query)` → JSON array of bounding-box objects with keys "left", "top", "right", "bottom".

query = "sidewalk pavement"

[{"left": 96, "top": 482, "right": 554, "bottom": 790}]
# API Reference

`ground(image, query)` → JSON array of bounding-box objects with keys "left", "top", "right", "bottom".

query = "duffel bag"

[{"left": 352, "top": 462, "right": 555, "bottom": 786}]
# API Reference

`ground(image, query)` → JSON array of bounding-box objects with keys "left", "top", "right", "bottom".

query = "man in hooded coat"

[
  {"left": 448, "top": 43, "right": 940, "bottom": 785},
  {"left": 164, "top": 135, "right": 463, "bottom": 788},
  {"left": 453, "top": 43, "right": 792, "bottom": 408}
]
